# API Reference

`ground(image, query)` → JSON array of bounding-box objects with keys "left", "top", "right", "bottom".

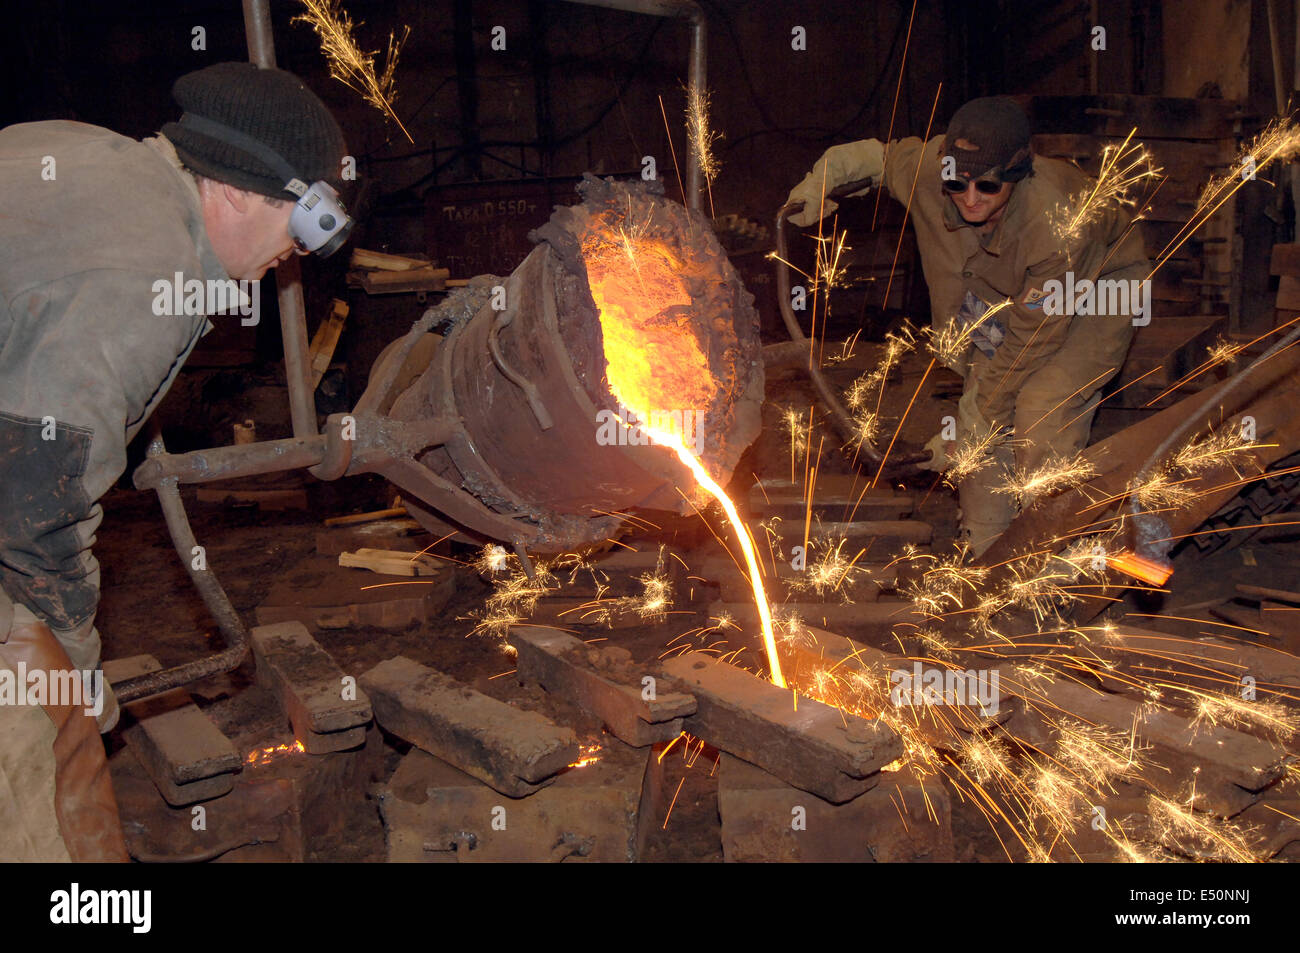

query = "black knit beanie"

[
  {"left": 942, "top": 96, "right": 1033, "bottom": 183},
  {"left": 161, "top": 62, "right": 346, "bottom": 200}
]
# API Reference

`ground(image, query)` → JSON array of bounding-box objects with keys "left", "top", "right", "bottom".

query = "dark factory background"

[{"left": 0, "top": 0, "right": 1277, "bottom": 444}]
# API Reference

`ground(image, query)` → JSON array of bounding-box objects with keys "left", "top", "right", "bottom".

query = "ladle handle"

[{"left": 489, "top": 306, "right": 555, "bottom": 431}]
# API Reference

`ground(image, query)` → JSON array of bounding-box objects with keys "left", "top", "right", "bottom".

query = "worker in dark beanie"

[
  {"left": 164, "top": 62, "right": 348, "bottom": 204},
  {"left": 0, "top": 62, "right": 349, "bottom": 862},
  {"left": 787, "top": 96, "right": 1147, "bottom": 557}
]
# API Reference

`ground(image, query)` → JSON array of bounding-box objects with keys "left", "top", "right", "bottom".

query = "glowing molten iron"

[
  {"left": 584, "top": 230, "right": 786, "bottom": 688},
  {"left": 584, "top": 235, "right": 713, "bottom": 421}
]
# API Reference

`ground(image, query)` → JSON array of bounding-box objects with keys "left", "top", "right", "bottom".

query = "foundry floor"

[{"left": 90, "top": 345, "right": 1300, "bottom": 861}]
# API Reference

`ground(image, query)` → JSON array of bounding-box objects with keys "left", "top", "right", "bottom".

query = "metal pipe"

[
  {"left": 1266, "top": 0, "right": 1288, "bottom": 116},
  {"left": 774, "top": 198, "right": 868, "bottom": 454},
  {"left": 242, "top": 0, "right": 318, "bottom": 440},
  {"left": 277, "top": 257, "right": 318, "bottom": 440},
  {"left": 112, "top": 438, "right": 250, "bottom": 703},
  {"left": 686, "top": 15, "right": 706, "bottom": 209},
  {"left": 241, "top": 0, "right": 276, "bottom": 67},
  {"left": 114, "top": 0, "right": 316, "bottom": 701},
  {"left": 133, "top": 435, "right": 328, "bottom": 490},
  {"left": 773, "top": 184, "right": 930, "bottom": 468},
  {"left": 562, "top": 0, "right": 705, "bottom": 211}
]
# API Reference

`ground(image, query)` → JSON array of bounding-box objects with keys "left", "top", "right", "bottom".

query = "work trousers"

[
  {"left": 956, "top": 305, "right": 1136, "bottom": 556},
  {"left": 0, "top": 588, "right": 127, "bottom": 862}
]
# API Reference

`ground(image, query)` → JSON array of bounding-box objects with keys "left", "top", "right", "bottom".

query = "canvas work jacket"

[
  {"left": 0, "top": 121, "right": 227, "bottom": 631},
  {"left": 830, "top": 134, "right": 1148, "bottom": 426}
]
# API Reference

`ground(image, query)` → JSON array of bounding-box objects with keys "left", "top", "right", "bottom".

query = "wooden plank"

[
  {"left": 357, "top": 266, "right": 449, "bottom": 295},
  {"left": 308, "top": 298, "right": 349, "bottom": 390},
  {"left": 349, "top": 247, "right": 429, "bottom": 271},
  {"left": 323, "top": 506, "right": 408, "bottom": 527},
  {"left": 315, "top": 518, "right": 425, "bottom": 557},
  {"left": 338, "top": 548, "right": 442, "bottom": 577},
  {"left": 256, "top": 554, "right": 454, "bottom": 631}
]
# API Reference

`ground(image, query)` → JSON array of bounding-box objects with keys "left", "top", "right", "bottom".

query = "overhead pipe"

[
  {"left": 775, "top": 180, "right": 930, "bottom": 468},
  {"left": 243, "top": 0, "right": 318, "bottom": 441},
  {"left": 562, "top": 0, "right": 706, "bottom": 210}
]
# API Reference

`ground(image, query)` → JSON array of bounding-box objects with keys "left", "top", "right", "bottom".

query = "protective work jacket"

[
  {"left": 792, "top": 134, "right": 1148, "bottom": 429},
  {"left": 0, "top": 121, "right": 228, "bottom": 664}
]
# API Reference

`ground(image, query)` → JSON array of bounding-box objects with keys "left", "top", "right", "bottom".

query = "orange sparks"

[
  {"left": 662, "top": 776, "right": 686, "bottom": 829},
  {"left": 567, "top": 742, "right": 603, "bottom": 769},
  {"left": 1106, "top": 551, "right": 1173, "bottom": 586},
  {"left": 245, "top": 739, "right": 306, "bottom": 766}
]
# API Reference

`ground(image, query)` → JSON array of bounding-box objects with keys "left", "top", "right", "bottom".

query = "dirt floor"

[{"left": 92, "top": 342, "right": 1300, "bottom": 862}]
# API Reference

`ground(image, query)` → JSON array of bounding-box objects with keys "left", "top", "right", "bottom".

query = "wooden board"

[
  {"left": 338, "top": 548, "right": 442, "bottom": 577},
  {"left": 349, "top": 248, "right": 430, "bottom": 271},
  {"left": 308, "top": 298, "right": 349, "bottom": 390},
  {"left": 355, "top": 266, "right": 449, "bottom": 295}
]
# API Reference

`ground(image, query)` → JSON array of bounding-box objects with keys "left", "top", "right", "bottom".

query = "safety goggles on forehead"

[
  {"left": 942, "top": 176, "right": 1004, "bottom": 195},
  {"left": 177, "top": 112, "right": 354, "bottom": 258}
]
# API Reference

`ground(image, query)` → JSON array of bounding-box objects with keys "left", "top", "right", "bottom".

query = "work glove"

[
  {"left": 917, "top": 430, "right": 955, "bottom": 472},
  {"left": 956, "top": 380, "right": 1012, "bottom": 449},
  {"left": 785, "top": 139, "right": 885, "bottom": 227}
]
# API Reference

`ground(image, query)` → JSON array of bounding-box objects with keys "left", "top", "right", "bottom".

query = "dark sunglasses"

[{"left": 942, "top": 177, "right": 1003, "bottom": 195}]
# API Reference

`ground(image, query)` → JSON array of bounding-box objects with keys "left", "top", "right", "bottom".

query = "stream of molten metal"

[
  {"left": 585, "top": 230, "right": 787, "bottom": 687},
  {"left": 638, "top": 423, "right": 785, "bottom": 688}
]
